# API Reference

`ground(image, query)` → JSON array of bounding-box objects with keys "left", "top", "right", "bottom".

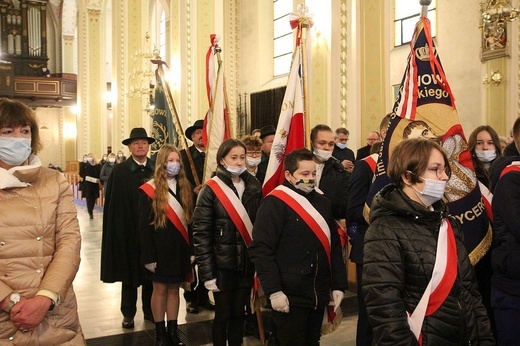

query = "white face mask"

[
  {"left": 246, "top": 156, "right": 262, "bottom": 167},
  {"left": 412, "top": 177, "right": 447, "bottom": 207},
  {"left": 108, "top": 157, "right": 116, "bottom": 163},
  {"left": 225, "top": 164, "right": 247, "bottom": 176},
  {"left": 166, "top": 162, "right": 181, "bottom": 177},
  {"left": 313, "top": 148, "right": 333, "bottom": 162},
  {"left": 336, "top": 143, "right": 347, "bottom": 149},
  {"left": 0, "top": 137, "right": 32, "bottom": 166},
  {"left": 475, "top": 149, "right": 496, "bottom": 163}
]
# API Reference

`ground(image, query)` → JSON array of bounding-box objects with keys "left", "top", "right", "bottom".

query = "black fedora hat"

[
  {"left": 185, "top": 119, "right": 204, "bottom": 139},
  {"left": 259, "top": 125, "right": 276, "bottom": 139},
  {"left": 122, "top": 127, "right": 155, "bottom": 145}
]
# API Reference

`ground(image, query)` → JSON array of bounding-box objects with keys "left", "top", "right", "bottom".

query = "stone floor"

[{"left": 75, "top": 203, "right": 357, "bottom": 345}]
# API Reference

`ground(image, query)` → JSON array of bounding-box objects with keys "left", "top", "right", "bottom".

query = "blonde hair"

[{"left": 152, "top": 144, "right": 194, "bottom": 228}]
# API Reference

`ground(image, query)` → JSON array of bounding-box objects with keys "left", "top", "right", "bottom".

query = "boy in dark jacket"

[{"left": 249, "top": 148, "right": 348, "bottom": 346}]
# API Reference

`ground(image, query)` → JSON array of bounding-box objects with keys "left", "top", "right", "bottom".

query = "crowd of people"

[{"left": 2, "top": 95, "right": 520, "bottom": 345}]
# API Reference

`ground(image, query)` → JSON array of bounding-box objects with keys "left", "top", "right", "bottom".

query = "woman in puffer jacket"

[
  {"left": 363, "top": 138, "right": 494, "bottom": 345},
  {"left": 192, "top": 138, "right": 262, "bottom": 346},
  {"left": 0, "top": 98, "right": 84, "bottom": 344}
]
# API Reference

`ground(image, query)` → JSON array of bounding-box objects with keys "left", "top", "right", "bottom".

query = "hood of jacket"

[{"left": 370, "top": 183, "right": 449, "bottom": 231}]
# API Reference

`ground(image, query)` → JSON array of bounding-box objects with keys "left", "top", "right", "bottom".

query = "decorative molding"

[
  {"left": 87, "top": 9, "right": 101, "bottom": 17},
  {"left": 80, "top": 7, "right": 88, "bottom": 153},
  {"left": 120, "top": 0, "right": 125, "bottom": 142},
  {"left": 340, "top": 0, "right": 347, "bottom": 127},
  {"left": 228, "top": 0, "right": 238, "bottom": 134}
]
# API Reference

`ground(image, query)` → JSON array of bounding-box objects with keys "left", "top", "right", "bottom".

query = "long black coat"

[
  {"left": 138, "top": 181, "right": 191, "bottom": 278},
  {"left": 80, "top": 163, "right": 101, "bottom": 199},
  {"left": 100, "top": 157, "right": 155, "bottom": 286},
  {"left": 363, "top": 184, "right": 494, "bottom": 346},
  {"left": 192, "top": 167, "right": 261, "bottom": 291},
  {"left": 249, "top": 181, "right": 348, "bottom": 309}
]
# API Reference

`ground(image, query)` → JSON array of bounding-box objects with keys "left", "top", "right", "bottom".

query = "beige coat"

[{"left": 0, "top": 163, "right": 84, "bottom": 345}]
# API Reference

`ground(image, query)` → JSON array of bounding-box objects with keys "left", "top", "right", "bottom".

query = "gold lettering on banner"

[
  {"left": 375, "top": 161, "right": 386, "bottom": 177},
  {"left": 453, "top": 200, "right": 485, "bottom": 225},
  {"left": 281, "top": 101, "right": 294, "bottom": 112}
]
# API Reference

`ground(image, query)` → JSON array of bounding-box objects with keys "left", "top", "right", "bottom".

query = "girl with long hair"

[
  {"left": 138, "top": 144, "right": 194, "bottom": 346},
  {"left": 468, "top": 125, "right": 502, "bottom": 189}
]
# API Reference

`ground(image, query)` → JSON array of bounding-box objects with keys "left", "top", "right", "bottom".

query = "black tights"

[{"left": 212, "top": 288, "right": 249, "bottom": 346}]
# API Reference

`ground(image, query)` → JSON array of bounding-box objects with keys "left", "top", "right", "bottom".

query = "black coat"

[
  {"left": 363, "top": 184, "right": 494, "bottom": 346},
  {"left": 192, "top": 167, "right": 262, "bottom": 291},
  {"left": 138, "top": 181, "right": 191, "bottom": 279},
  {"left": 317, "top": 157, "right": 350, "bottom": 220},
  {"left": 491, "top": 157, "right": 520, "bottom": 296},
  {"left": 180, "top": 145, "right": 205, "bottom": 187},
  {"left": 249, "top": 181, "right": 348, "bottom": 309},
  {"left": 80, "top": 163, "right": 101, "bottom": 199},
  {"left": 345, "top": 157, "right": 374, "bottom": 264},
  {"left": 356, "top": 145, "right": 371, "bottom": 161},
  {"left": 332, "top": 145, "right": 355, "bottom": 163},
  {"left": 101, "top": 157, "right": 155, "bottom": 285}
]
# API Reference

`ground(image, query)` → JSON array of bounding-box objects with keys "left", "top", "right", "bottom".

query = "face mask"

[
  {"left": 108, "top": 157, "right": 116, "bottom": 163},
  {"left": 117, "top": 153, "right": 123, "bottom": 158},
  {"left": 336, "top": 143, "right": 346, "bottom": 149},
  {"left": 85, "top": 157, "right": 93, "bottom": 163},
  {"left": 83, "top": 157, "right": 88, "bottom": 163},
  {"left": 412, "top": 177, "right": 447, "bottom": 207},
  {"left": 475, "top": 149, "right": 496, "bottom": 163},
  {"left": 166, "top": 162, "right": 181, "bottom": 177},
  {"left": 313, "top": 148, "right": 333, "bottom": 162},
  {"left": 293, "top": 178, "right": 316, "bottom": 194},
  {"left": 102, "top": 156, "right": 107, "bottom": 161},
  {"left": 246, "top": 156, "right": 262, "bottom": 167},
  {"left": 0, "top": 137, "right": 32, "bottom": 166},
  {"left": 224, "top": 163, "right": 247, "bottom": 176}
]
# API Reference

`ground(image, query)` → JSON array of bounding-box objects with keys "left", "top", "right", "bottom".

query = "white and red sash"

[
  {"left": 269, "top": 185, "right": 332, "bottom": 266},
  {"left": 206, "top": 177, "right": 253, "bottom": 247},
  {"left": 363, "top": 153, "right": 378, "bottom": 174},
  {"left": 407, "top": 219, "right": 458, "bottom": 345},
  {"left": 140, "top": 180, "right": 190, "bottom": 245}
]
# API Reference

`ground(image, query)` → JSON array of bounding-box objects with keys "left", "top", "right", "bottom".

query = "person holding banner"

[
  {"left": 363, "top": 138, "right": 493, "bottom": 345},
  {"left": 138, "top": 144, "right": 193, "bottom": 346},
  {"left": 250, "top": 148, "right": 347, "bottom": 346},
  {"left": 192, "top": 138, "right": 262, "bottom": 346}
]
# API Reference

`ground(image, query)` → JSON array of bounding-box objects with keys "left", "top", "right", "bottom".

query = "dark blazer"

[
  {"left": 356, "top": 145, "right": 371, "bottom": 161},
  {"left": 318, "top": 157, "right": 350, "bottom": 220},
  {"left": 333, "top": 145, "right": 355, "bottom": 163},
  {"left": 250, "top": 181, "right": 348, "bottom": 309},
  {"left": 101, "top": 157, "right": 155, "bottom": 285},
  {"left": 192, "top": 167, "right": 262, "bottom": 291}
]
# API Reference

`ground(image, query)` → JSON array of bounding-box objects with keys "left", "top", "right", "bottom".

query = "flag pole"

[
  {"left": 215, "top": 47, "right": 234, "bottom": 139},
  {"left": 420, "top": 0, "right": 432, "bottom": 17},
  {"left": 300, "top": 18, "right": 311, "bottom": 149},
  {"left": 152, "top": 59, "right": 201, "bottom": 186}
]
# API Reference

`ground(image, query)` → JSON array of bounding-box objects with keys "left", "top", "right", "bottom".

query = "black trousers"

[
  {"left": 212, "top": 288, "right": 249, "bottom": 346},
  {"left": 121, "top": 281, "right": 153, "bottom": 318},
  {"left": 272, "top": 306, "right": 324, "bottom": 346},
  {"left": 86, "top": 197, "right": 96, "bottom": 215},
  {"left": 356, "top": 263, "right": 373, "bottom": 346}
]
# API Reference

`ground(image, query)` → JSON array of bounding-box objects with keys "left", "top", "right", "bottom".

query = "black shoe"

[
  {"left": 199, "top": 299, "right": 215, "bottom": 311},
  {"left": 122, "top": 316, "right": 134, "bottom": 329},
  {"left": 186, "top": 302, "right": 199, "bottom": 314},
  {"left": 144, "top": 313, "right": 154, "bottom": 322},
  {"left": 155, "top": 322, "right": 172, "bottom": 346},
  {"left": 89, "top": 214, "right": 93, "bottom": 219},
  {"left": 167, "top": 320, "right": 183, "bottom": 346}
]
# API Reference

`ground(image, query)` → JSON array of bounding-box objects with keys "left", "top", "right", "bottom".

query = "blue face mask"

[
  {"left": 166, "top": 162, "right": 181, "bottom": 177},
  {"left": 336, "top": 143, "right": 347, "bottom": 149},
  {"left": 0, "top": 137, "right": 32, "bottom": 166}
]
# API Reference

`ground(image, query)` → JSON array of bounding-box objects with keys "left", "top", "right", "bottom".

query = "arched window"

[
  {"left": 273, "top": 0, "right": 293, "bottom": 76},
  {"left": 394, "top": 0, "right": 436, "bottom": 46}
]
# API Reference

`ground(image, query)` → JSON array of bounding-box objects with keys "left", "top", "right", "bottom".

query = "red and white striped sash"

[
  {"left": 140, "top": 180, "right": 190, "bottom": 245},
  {"left": 363, "top": 153, "right": 378, "bottom": 174},
  {"left": 269, "top": 185, "right": 331, "bottom": 266},
  {"left": 407, "top": 219, "right": 458, "bottom": 345},
  {"left": 206, "top": 177, "right": 253, "bottom": 247}
]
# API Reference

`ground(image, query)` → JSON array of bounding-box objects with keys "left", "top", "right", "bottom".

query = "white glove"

[
  {"left": 270, "top": 291, "right": 290, "bottom": 313},
  {"left": 204, "top": 279, "right": 220, "bottom": 292},
  {"left": 144, "top": 262, "right": 157, "bottom": 273},
  {"left": 190, "top": 256, "right": 196, "bottom": 264},
  {"left": 333, "top": 290, "right": 344, "bottom": 310}
]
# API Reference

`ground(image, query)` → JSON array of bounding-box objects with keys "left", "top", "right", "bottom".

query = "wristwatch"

[{"left": 4, "top": 293, "right": 20, "bottom": 313}]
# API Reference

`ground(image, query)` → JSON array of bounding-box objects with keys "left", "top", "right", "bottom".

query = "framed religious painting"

[{"left": 480, "top": 21, "right": 509, "bottom": 62}]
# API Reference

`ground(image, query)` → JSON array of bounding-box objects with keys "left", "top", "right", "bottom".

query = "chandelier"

[{"left": 481, "top": 0, "right": 519, "bottom": 34}]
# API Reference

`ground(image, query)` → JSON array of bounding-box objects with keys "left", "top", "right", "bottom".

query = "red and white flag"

[
  {"left": 262, "top": 34, "right": 306, "bottom": 196},
  {"left": 203, "top": 35, "right": 231, "bottom": 182}
]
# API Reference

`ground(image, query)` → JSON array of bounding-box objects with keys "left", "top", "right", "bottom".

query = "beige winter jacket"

[{"left": 0, "top": 158, "right": 84, "bottom": 345}]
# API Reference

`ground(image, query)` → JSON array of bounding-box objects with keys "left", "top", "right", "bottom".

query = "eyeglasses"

[
  {"left": 247, "top": 151, "right": 262, "bottom": 157},
  {"left": 366, "top": 137, "right": 379, "bottom": 142},
  {"left": 407, "top": 167, "right": 449, "bottom": 179}
]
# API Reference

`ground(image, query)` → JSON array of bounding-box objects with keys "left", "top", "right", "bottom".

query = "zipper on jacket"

[{"left": 313, "top": 253, "right": 318, "bottom": 309}]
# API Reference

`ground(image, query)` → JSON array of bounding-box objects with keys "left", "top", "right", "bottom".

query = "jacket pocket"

[{"left": 280, "top": 262, "right": 312, "bottom": 296}]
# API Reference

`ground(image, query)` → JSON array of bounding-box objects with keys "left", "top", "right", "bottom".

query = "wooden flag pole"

[
  {"left": 300, "top": 19, "right": 311, "bottom": 149},
  {"left": 216, "top": 48, "right": 234, "bottom": 139},
  {"left": 153, "top": 60, "right": 201, "bottom": 186}
]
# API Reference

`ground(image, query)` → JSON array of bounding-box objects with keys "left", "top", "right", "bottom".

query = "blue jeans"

[{"left": 491, "top": 286, "right": 520, "bottom": 345}]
